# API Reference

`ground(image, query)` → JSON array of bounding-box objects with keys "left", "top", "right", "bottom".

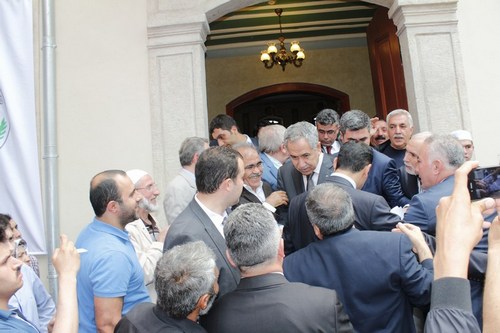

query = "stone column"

[
  {"left": 147, "top": 7, "right": 210, "bottom": 200},
  {"left": 389, "top": 0, "right": 470, "bottom": 133}
]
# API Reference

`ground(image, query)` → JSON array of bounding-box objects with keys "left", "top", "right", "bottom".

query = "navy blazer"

[
  {"left": 284, "top": 229, "right": 433, "bottom": 333},
  {"left": 404, "top": 176, "right": 454, "bottom": 235},
  {"left": 283, "top": 174, "right": 403, "bottom": 255},
  {"left": 362, "top": 148, "right": 410, "bottom": 208},
  {"left": 164, "top": 200, "right": 240, "bottom": 297},
  {"left": 202, "top": 273, "right": 353, "bottom": 333},
  {"left": 259, "top": 152, "right": 279, "bottom": 191}
]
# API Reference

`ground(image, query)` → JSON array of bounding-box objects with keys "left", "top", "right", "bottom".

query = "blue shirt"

[
  {"left": 76, "top": 219, "right": 150, "bottom": 333},
  {"left": 0, "top": 309, "right": 39, "bottom": 332},
  {"left": 8, "top": 265, "right": 55, "bottom": 333}
]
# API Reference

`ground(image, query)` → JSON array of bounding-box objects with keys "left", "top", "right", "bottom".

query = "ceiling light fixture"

[{"left": 260, "top": 8, "right": 305, "bottom": 71}]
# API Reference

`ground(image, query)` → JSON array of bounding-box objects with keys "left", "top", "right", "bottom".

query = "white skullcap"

[
  {"left": 451, "top": 130, "right": 473, "bottom": 142},
  {"left": 126, "top": 169, "right": 148, "bottom": 185}
]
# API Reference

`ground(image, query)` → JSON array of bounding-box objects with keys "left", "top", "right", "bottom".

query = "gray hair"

[
  {"left": 283, "top": 121, "right": 318, "bottom": 150},
  {"left": 306, "top": 183, "right": 355, "bottom": 236},
  {"left": 339, "top": 110, "right": 371, "bottom": 134},
  {"left": 179, "top": 137, "right": 208, "bottom": 167},
  {"left": 232, "top": 142, "right": 257, "bottom": 154},
  {"left": 424, "top": 134, "right": 465, "bottom": 170},
  {"left": 386, "top": 109, "right": 413, "bottom": 128},
  {"left": 155, "top": 241, "right": 216, "bottom": 318},
  {"left": 224, "top": 203, "right": 281, "bottom": 272},
  {"left": 258, "top": 124, "right": 286, "bottom": 153},
  {"left": 315, "top": 109, "right": 339, "bottom": 126}
]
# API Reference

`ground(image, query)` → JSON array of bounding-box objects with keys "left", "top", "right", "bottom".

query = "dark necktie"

[
  {"left": 326, "top": 145, "right": 332, "bottom": 154},
  {"left": 307, "top": 173, "right": 315, "bottom": 191}
]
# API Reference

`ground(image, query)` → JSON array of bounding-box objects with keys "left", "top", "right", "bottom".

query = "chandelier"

[{"left": 260, "top": 8, "right": 305, "bottom": 71}]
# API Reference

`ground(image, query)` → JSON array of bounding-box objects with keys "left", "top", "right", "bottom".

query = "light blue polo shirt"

[
  {"left": 0, "top": 309, "right": 39, "bottom": 332},
  {"left": 76, "top": 219, "right": 150, "bottom": 333}
]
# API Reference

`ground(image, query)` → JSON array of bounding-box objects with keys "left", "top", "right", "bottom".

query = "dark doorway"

[{"left": 226, "top": 83, "right": 350, "bottom": 136}]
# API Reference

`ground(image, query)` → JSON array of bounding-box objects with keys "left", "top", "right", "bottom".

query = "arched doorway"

[{"left": 226, "top": 83, "right": 350, "bottom": 136}]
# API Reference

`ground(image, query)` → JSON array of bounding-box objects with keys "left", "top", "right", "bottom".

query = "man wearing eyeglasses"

[
  {"left": 232, "top": 144, "right": 288, "bottom": 212},
  {"left": 315, "top": 108, "right": 341, "bottom": 155},
  {"left": 126, "top": 169, "right": 168, "bottom": 302}
]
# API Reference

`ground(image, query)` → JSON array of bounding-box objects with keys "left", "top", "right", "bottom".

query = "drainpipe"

[{"left": 41, "top": 0, "right": 59, "bottom": 299}]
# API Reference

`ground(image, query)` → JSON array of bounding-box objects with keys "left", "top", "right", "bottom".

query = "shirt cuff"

[{"left": 262, "top": 202, "right": 277, "bottom": 213}]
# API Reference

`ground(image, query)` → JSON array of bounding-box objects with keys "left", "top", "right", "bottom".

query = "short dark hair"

[
  {"left": 209, "top": 114, "right": 238, "bottom": 135},
  {"left": 336, "top": 142, "right": 373, "bottom": 172},
  {"left": 339, "top": 110, "right": 371, "bottom": 134},
  {"left": 0, "top": 214, "right": 11, "bottom": 243},
  {"left": 195, "top": 146, "right": 242, "bottom": 194},
  {"left": 89, "top": 170, "right": 126, "bottom": 217}
]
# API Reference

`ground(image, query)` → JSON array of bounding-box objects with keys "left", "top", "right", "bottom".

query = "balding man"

[{"left": 76, "top": 170, "right": 150, "bottom": 333}]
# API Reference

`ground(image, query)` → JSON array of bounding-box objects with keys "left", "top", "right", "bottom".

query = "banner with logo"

[{"left": 0, "top": 0, "right": 46, "bottom": 253}]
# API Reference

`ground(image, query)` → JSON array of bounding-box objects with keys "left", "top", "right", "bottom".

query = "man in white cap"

[
  {"left": 126, "top": 169, "right": 168, "bottom": 302},
  {"left": 451, "top": 129, "right": 475, "bottom": 161}
]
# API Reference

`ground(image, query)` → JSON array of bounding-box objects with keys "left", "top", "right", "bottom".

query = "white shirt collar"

[
  {"left": 332, "top": 172, "right": 357, "bottom": 189},
  {"left": 194, "top": 194, "right": 227, "bottom": 237}
]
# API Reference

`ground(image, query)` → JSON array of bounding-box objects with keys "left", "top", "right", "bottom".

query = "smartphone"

[{"left": 468, "top": 166, "right": 500, "bottom": 200}]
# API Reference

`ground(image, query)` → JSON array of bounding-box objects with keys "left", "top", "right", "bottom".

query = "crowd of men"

[{"left": 1, "top": 108, "right": 498, "bottom": 333}]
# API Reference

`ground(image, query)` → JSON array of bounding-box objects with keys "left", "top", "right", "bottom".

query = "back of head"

[
  {"left": 283, "top": 121, "right": 318, "bottom": 149},
  {"left": 224, "top": 203, "right": 281, "bottom": 271},
  {"left": 195, "top": 146, "right": 241, "bottom": 194},
  {"left": 339, "top": 110, "right": 370, "bottom": 134},
  {"left": 155, "top": 241, "right": 216, "bottom": 318},
  {"left": 89, "top": 170, "right": 127, "bottom": 217},
  {"left": 336, "top": 142, "right": 373, "bottom": 172},
  {"left": 425, "top": 134, "right": 465, "bottom": 171},
  {"left": 386, "top": 109, "right": 413, "bottom": 128},
  {"left": 0, "top": 214, "right": 11, "bottom": 243},
  {"left": 306, "top": 183, "right": 355, "bottom": 236},
  {"left": 315, "top": 108, "right": 339, "bottom": 126},
  {"left": 411, "top": 131, "right": 432, "bottom": 144},
  {"left": 209, "top": 114, "right": 238, "bottom": 134},
  {"left": 258, "top": 124, "right": 286, "bottom": 153},
  {"left": 179, "top": 137, "right": 209, "bottom": 166}
]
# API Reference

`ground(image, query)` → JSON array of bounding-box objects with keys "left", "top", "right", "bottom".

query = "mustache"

[
  {"left": 375, "top": 135, "right": 386, "bottom": 140},
  {"left": 249, "top": 172, "right": 262, "bottom": 178}
]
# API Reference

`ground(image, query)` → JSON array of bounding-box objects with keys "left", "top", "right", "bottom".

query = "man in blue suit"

[
  {"left": 404, "top": 134, "right": 465, "bottom": 235},
  {"left": 284, "top": 183, "right": 433, "bottom": 333},
  {"left": 339, "top": 110, "right": 409, "bottom": 207},
  {"left": 257, "top": 124, "right": 289, "bottom": 190}
]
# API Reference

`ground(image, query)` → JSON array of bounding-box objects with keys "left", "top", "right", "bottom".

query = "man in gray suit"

[
  {"left": 201, "top": 203, "right": 353, "bottom": 333},
  {"left": 277, "top": 121, "right": 334, "bottom": 201},
  {"left": 164, "top": 146, "right": 243, "bottom": 297},
  {"left": 163, "top": 137, "right": 208, "bottom": 224}
]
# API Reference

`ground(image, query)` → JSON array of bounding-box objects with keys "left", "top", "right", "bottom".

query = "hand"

[
  {"left": 52, "top": 234, "right": 80, "bottom": 276},
  {"left": 434, "top": 161, "right": 496, "bottom": 279},
  {"left": 370, "top": 117, "right": 380, "bottom": 136},
  {"left": 393, "top": 223, "right": 432, "bottom": 262},
  {"left": 158, "top": 225, "right": 169, "bottom": 243},
  {"left": 265, "top": 190, "right": 289, "bottom": 207}
]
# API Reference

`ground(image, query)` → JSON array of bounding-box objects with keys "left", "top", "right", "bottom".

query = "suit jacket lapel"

[{"left": 318, "top": 154, "right": 334, "bottom": 184}]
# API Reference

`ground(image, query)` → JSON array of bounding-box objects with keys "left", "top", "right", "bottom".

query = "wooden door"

[{"left": 367, "top": 7, "right": 408, "bottom": 119}]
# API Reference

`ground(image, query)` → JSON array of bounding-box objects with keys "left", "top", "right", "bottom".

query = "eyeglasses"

[
  {"left": 136, "top": 183, "right": 158, "bottom": 192},
  {"left": 244, "top": 161, "right": 263, "bottom": 170}
]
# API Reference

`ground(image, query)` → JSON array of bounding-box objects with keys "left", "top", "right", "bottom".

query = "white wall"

[
  {"left": 458, "top": 0, "right": 500, "bottom": 165},
  {"left": 53, "top": 0, "right": 154, "bottom": 243}
]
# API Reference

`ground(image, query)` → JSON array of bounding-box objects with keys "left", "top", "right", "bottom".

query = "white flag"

[{"left": 0, "top": 0, "right": 46, "bottom": 253}]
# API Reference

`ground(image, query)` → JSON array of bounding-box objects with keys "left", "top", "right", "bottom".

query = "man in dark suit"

[
  {"left": 283, "top": 142, "right": 403, "bottom": 254},
  {"left": 164, "top": 146, "right": 243, "bottom": 297},
  {"left": 339, "top": 110, "right": 409, "bottom": 207},
  {"left": 257, "top": 124, "right": 289, "bottom": 191},
  {"left": 277, "top": 121, "right": 334, "bottom": 202},
  {"left": 232, "top": 143, "right": 288, "bottom": 211},
  {"left": 284, "top": 184, "right": 433, "bottom": 333},
  {"left": 202, "top": 204, "right": 353, "bottom": 333}
]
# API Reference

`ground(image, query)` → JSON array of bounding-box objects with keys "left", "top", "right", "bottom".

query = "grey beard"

[{"left": 139, "top": 198, "right": 159, "bottom": 212}]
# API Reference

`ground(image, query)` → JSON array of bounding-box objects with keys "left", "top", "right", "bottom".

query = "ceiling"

[{"left": 206, "top": 0, "right": 378, "bottom": 58}]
